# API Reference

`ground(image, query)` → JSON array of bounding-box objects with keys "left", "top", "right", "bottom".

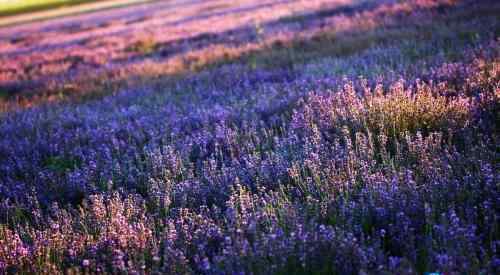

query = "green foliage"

[
  {"left": 0, "top": 89, "right": 9, "bottom": 101},
  {"left": 126, "top": 37, "right": 158, "bottom": 55},
  {"left": 43, "top": 156, "right": 81, "bottom": 172},
  {"left": 363, "top": 86, "right": 469, "bottom": 139}
]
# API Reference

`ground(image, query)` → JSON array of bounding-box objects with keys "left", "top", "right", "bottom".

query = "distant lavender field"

[{"left": 0, "top": 0, "right": 498, "bottom": 274}]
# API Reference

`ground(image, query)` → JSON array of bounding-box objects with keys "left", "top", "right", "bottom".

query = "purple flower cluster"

[{"left": 0, "top": 0, "right": 499, "bottom": 274}]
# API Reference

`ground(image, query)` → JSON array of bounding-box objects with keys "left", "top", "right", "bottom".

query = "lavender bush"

[{"left": 0, "top": 0, "right": 498, "bottom": 274}]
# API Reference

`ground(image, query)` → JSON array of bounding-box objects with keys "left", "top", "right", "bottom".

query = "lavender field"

[{"left": 0, "top": 0, "right": 499, "bottom": 274}]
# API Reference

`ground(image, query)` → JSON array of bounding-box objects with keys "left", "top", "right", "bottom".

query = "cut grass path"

[
  {"left": 0, "top": 0, "right": 98, "bottom": 17},
  {"left": 0, "top": 0, "right": 156, "bottom": 27}
]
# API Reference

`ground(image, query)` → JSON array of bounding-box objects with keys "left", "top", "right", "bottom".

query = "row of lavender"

[
  {"left": 0, "top": 0, "right": 487, "bottom": 111},
  {"left": 1, "top": 1, "right": 499, "bottom": 275}
]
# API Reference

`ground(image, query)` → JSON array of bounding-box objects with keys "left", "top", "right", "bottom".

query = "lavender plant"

[{"left": 0, "top": 0, "right": 498, "bottom": 274}]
